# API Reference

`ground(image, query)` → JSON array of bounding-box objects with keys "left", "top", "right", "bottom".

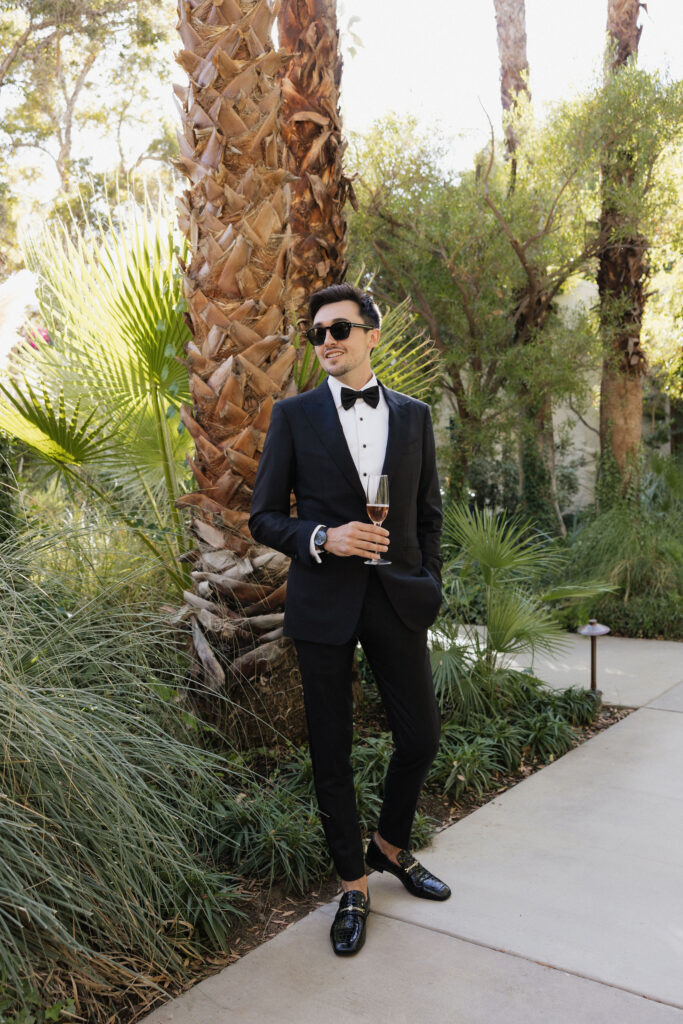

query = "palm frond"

[
  {"left": 0, "top": 380, "right": 117, "bottom": 466},
  {"left": 430, "top": 642, "right": 488, "bottom": 715},
  {"left": 487, "top": 587, "right": 568, "bottom": 659},
  {"left": 2, "top": 189, "right": 195, "bottom": 585},
  {"left": 372, "top": 299, "right": 442, "bottom": 399},
  {"left": 541, "top": 581, "right": 617, "bottom": 602},
  {"left": 443, "top": 503, "right": 565, "bottom": 585},
  {"left": 21, "top": 190, "right": 191, "bottom": 421}
]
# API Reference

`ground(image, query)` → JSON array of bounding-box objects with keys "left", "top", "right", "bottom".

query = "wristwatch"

[{"left": 314, "top": 526, "right": 328, "bottom": 553}]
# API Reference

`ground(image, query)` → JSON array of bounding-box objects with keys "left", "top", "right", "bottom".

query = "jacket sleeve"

[
  {"left": 248, "top": 401, "right": 320, "bottom": 565},
  {"left": 416, "top": 405, "right": 443, "bottom": 587}
]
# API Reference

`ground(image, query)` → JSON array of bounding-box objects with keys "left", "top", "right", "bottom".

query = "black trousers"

[{"left": 294, "top": 569, "right": 441, "bottom": 881}]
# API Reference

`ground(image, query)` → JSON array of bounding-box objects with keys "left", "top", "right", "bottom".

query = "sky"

[
  {"left": 335, "top": 0, "right": 683, "bottom": 170},
  {"left": 13, "top": 1, "right": 683, "bottom": 196},
  {"left": 4, "top": 1, "right": 681, "bottom": 357}
]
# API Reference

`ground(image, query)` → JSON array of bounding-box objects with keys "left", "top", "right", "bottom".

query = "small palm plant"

[
  {"left": 0, "top": 192, "right": 192, "bottom": 591},
  {"left": 432, "top": 504, "right": 612, "bottom": 704}
]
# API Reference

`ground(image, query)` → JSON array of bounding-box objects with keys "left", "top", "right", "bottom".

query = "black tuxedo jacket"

[{"left": 248, "top": 380, "right": 443, "bottom": 644}]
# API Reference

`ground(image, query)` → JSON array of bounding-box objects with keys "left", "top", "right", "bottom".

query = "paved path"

[{"left": 144, "top": 637, "right": 683, "bottom": 1024}]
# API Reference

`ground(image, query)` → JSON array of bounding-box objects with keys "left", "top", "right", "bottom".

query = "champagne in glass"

[{"left": 364, "top": 474, "right": 391, "bottom": 565}]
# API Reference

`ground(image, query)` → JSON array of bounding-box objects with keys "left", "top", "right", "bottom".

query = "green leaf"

[
  {"left": 0, "top": 380, "right": 117, "bottom": 467},
  {"left": 541, "top": 582, "right": 617, "bottom": 602},
  {"left": 443, "top": 504, "right": 564, "bottom": 582},
  {"left": 487, "top": 587, "right": 568, "bottom": 659}
]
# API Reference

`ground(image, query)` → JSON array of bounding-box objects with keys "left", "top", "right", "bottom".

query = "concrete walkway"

[{"left": 144, "top": 637, "right": 683, "bottom": 1024}]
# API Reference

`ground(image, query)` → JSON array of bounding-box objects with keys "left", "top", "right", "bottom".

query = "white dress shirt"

[{"left": 309, "top": 373, "right": 389, "bottom": 562}]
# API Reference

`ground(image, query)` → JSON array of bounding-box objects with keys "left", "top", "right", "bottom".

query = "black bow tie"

[{"left": 340, "top": 385, "right": 380, "bottom": 410}]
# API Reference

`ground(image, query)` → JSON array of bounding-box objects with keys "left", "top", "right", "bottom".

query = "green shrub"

[
  {"left": 559, "top": 463, "right": 683, "bottom": 640},
  {"left": 2, "top": 197, "right": 194, "bottom": 593},
  {"left": 594, "top": 593, "right": 683, "bottom": 639},
  {"left": 470, "top": 714, "right": 526, "bottom": 772},
  {"left": 225, "top": 788, "right": 330, "bottom": 894},
  {"left": 442, "top": 737, "right": 500, "bottom": 798},
  {"left": 430, "top": 639, "right": 490, "bottom": 716},
  {"left": 520, "top": 708, "right": 576, "bottom": 763},
  {"left": 268, "top": 742, "right": 317, "bottom": 802},
  {"left": 263, "top": 734, "right": 391, "bottom": 836},
  {"left": 426, "top": 669, "right": 592, "bottom": 803},
  {"left": 0, "top": 988, "right": 76, "bottom": 1024},
  {"left": 0, "top": 659, "right": 248, "bottom": 1009},
  {"left": 429, "top": 724, "right": 500, "bottom": 798},
  {"left": 410, "top": 810, "right": 438, "bottom": 850},
  {"left": 0, "top": 540, "right": 255, "bottom": 1016},
  {"left": 550, "top": 687, "right": 601, "bottom": 726},
  {"left": 491, "top": 669, "right": 549, "bottom": 717},
  {"left": 351, "top": 732, "right": 393, "bottom": 792}
]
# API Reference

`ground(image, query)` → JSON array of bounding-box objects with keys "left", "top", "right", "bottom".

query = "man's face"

[{"left": 312, "top": 299, "right": 380, "bottom": 384}]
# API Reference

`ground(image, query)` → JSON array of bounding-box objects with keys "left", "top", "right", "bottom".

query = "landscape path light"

[{"left": 577, "top": 618, "right": 610, "bottom": 698}]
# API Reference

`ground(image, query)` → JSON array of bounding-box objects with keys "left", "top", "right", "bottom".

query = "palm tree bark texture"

[
  {"left": 277, "top": 0, "right": 355, "bottom": 329},
  {"left": 492, "top": 0, "right": 564, "bottom": 534},
  {"left": 174, "top": 0, "right": 306, "bottom": 741},
  {"left": 598, "top": 0, "right": 648, "bottom": 482},
  {"left": 492, "top": 0, "right": 530, "bottom": 156}
]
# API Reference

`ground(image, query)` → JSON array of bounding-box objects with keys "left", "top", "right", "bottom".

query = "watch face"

[{"left": 315, "top": 528, "right": 327, "bottom": 548}]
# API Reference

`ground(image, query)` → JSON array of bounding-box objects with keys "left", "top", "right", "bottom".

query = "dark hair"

[{"left": 308, "top": 283, "right": 382, "bottom": 330}]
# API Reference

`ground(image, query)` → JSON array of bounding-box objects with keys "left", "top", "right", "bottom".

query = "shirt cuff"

[{"left": 309, "top": 523, "right": 325, "bottom": 564}]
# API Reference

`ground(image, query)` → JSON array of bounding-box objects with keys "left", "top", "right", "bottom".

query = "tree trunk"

[
  {"left": 598, "top": 0, "right": 648, "bottom": 488},
  {"left": 276, "top": 0, "right": 353, "bottom": 330},
  {"left": 606, "top": 0, "right": 642, "bottom": 67},
  {"left": 174, "top": 0, "right": 306, "bottom": 742},
  {"left": 492, "top": 0, "right": 564, "bottom": 533},
  {"left": 492, "top": 0, "right": 530, "bottom": 158},
  {"left": 520, "top": 391, "right": 565, "bottom": 534}
]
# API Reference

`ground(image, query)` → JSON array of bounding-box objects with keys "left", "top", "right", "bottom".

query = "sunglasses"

[{"left": 305, "top": 320, "right": 375, "bottom": 346}]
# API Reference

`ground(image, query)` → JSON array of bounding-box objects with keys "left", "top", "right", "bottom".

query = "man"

[{"left": 249, "top": 283, "right": 450, "bottom": 957}]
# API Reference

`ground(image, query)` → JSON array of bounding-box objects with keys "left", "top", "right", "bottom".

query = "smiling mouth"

[{"left": 325, "top": 350, "right": 344, "bottom": 357}]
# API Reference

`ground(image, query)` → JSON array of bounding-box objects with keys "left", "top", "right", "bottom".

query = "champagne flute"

[{"left": 364, "top": 474, "right": 391, "bottom": 565}]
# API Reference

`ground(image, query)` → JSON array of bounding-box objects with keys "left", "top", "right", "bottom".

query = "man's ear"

[{"left": 368, "top": 328, "right": 381, "bottom": 351}]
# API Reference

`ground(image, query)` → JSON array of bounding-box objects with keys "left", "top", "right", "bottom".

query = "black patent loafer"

[
  {"left": 366, "top": 837, "right": 451, "bottom": 901},
  {"left": 330, "top": 889, "right": 370, "bottom": 956}
]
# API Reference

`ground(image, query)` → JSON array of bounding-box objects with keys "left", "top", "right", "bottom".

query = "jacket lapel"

[
  {"left": 303, "top": 380, "right": 412, "bottom": 502},
  {"left": 303, "top": 382, "right": 368, "bottom": 504},
  {"left": 380, "top": 383, "right": 411, "bottom": 481}
]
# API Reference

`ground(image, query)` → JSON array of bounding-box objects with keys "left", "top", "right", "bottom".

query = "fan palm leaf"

[
  {"left": 439, "top": 502, "right": 575, "bottom": 674},
  {"left": 0, "top": 382, "right": 116, "bottom": 466},
  {"left": 443, "top": 503, "right": 564, "bottom": 586},
  {"left": 22, "top": 194, "right": 191, "bottom": 423},
  {"left": 0, "top": 193, "right": 194, "bottom": 590},
  {"left": 541, "top": 582, "right": 616, "bottom": 602},
  {"left": 487, "top": 586, "right": 567, "bottom": 659}
]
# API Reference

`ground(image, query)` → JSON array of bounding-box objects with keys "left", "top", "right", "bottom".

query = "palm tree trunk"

[
  {"left": 277, "top": 0, "right": 353, "bottom": 332},
  {"left": 174, "top": 0, "right": 306, "bottom": 741},
  {"left": 598, "top": 0, "right": 648, "bottom": 489},
  {"left": 492, "top": 0, "right": 530, "bottom": 160},
  {"left": 492, "top": 0, "right": 564, "bottom": 533}
]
